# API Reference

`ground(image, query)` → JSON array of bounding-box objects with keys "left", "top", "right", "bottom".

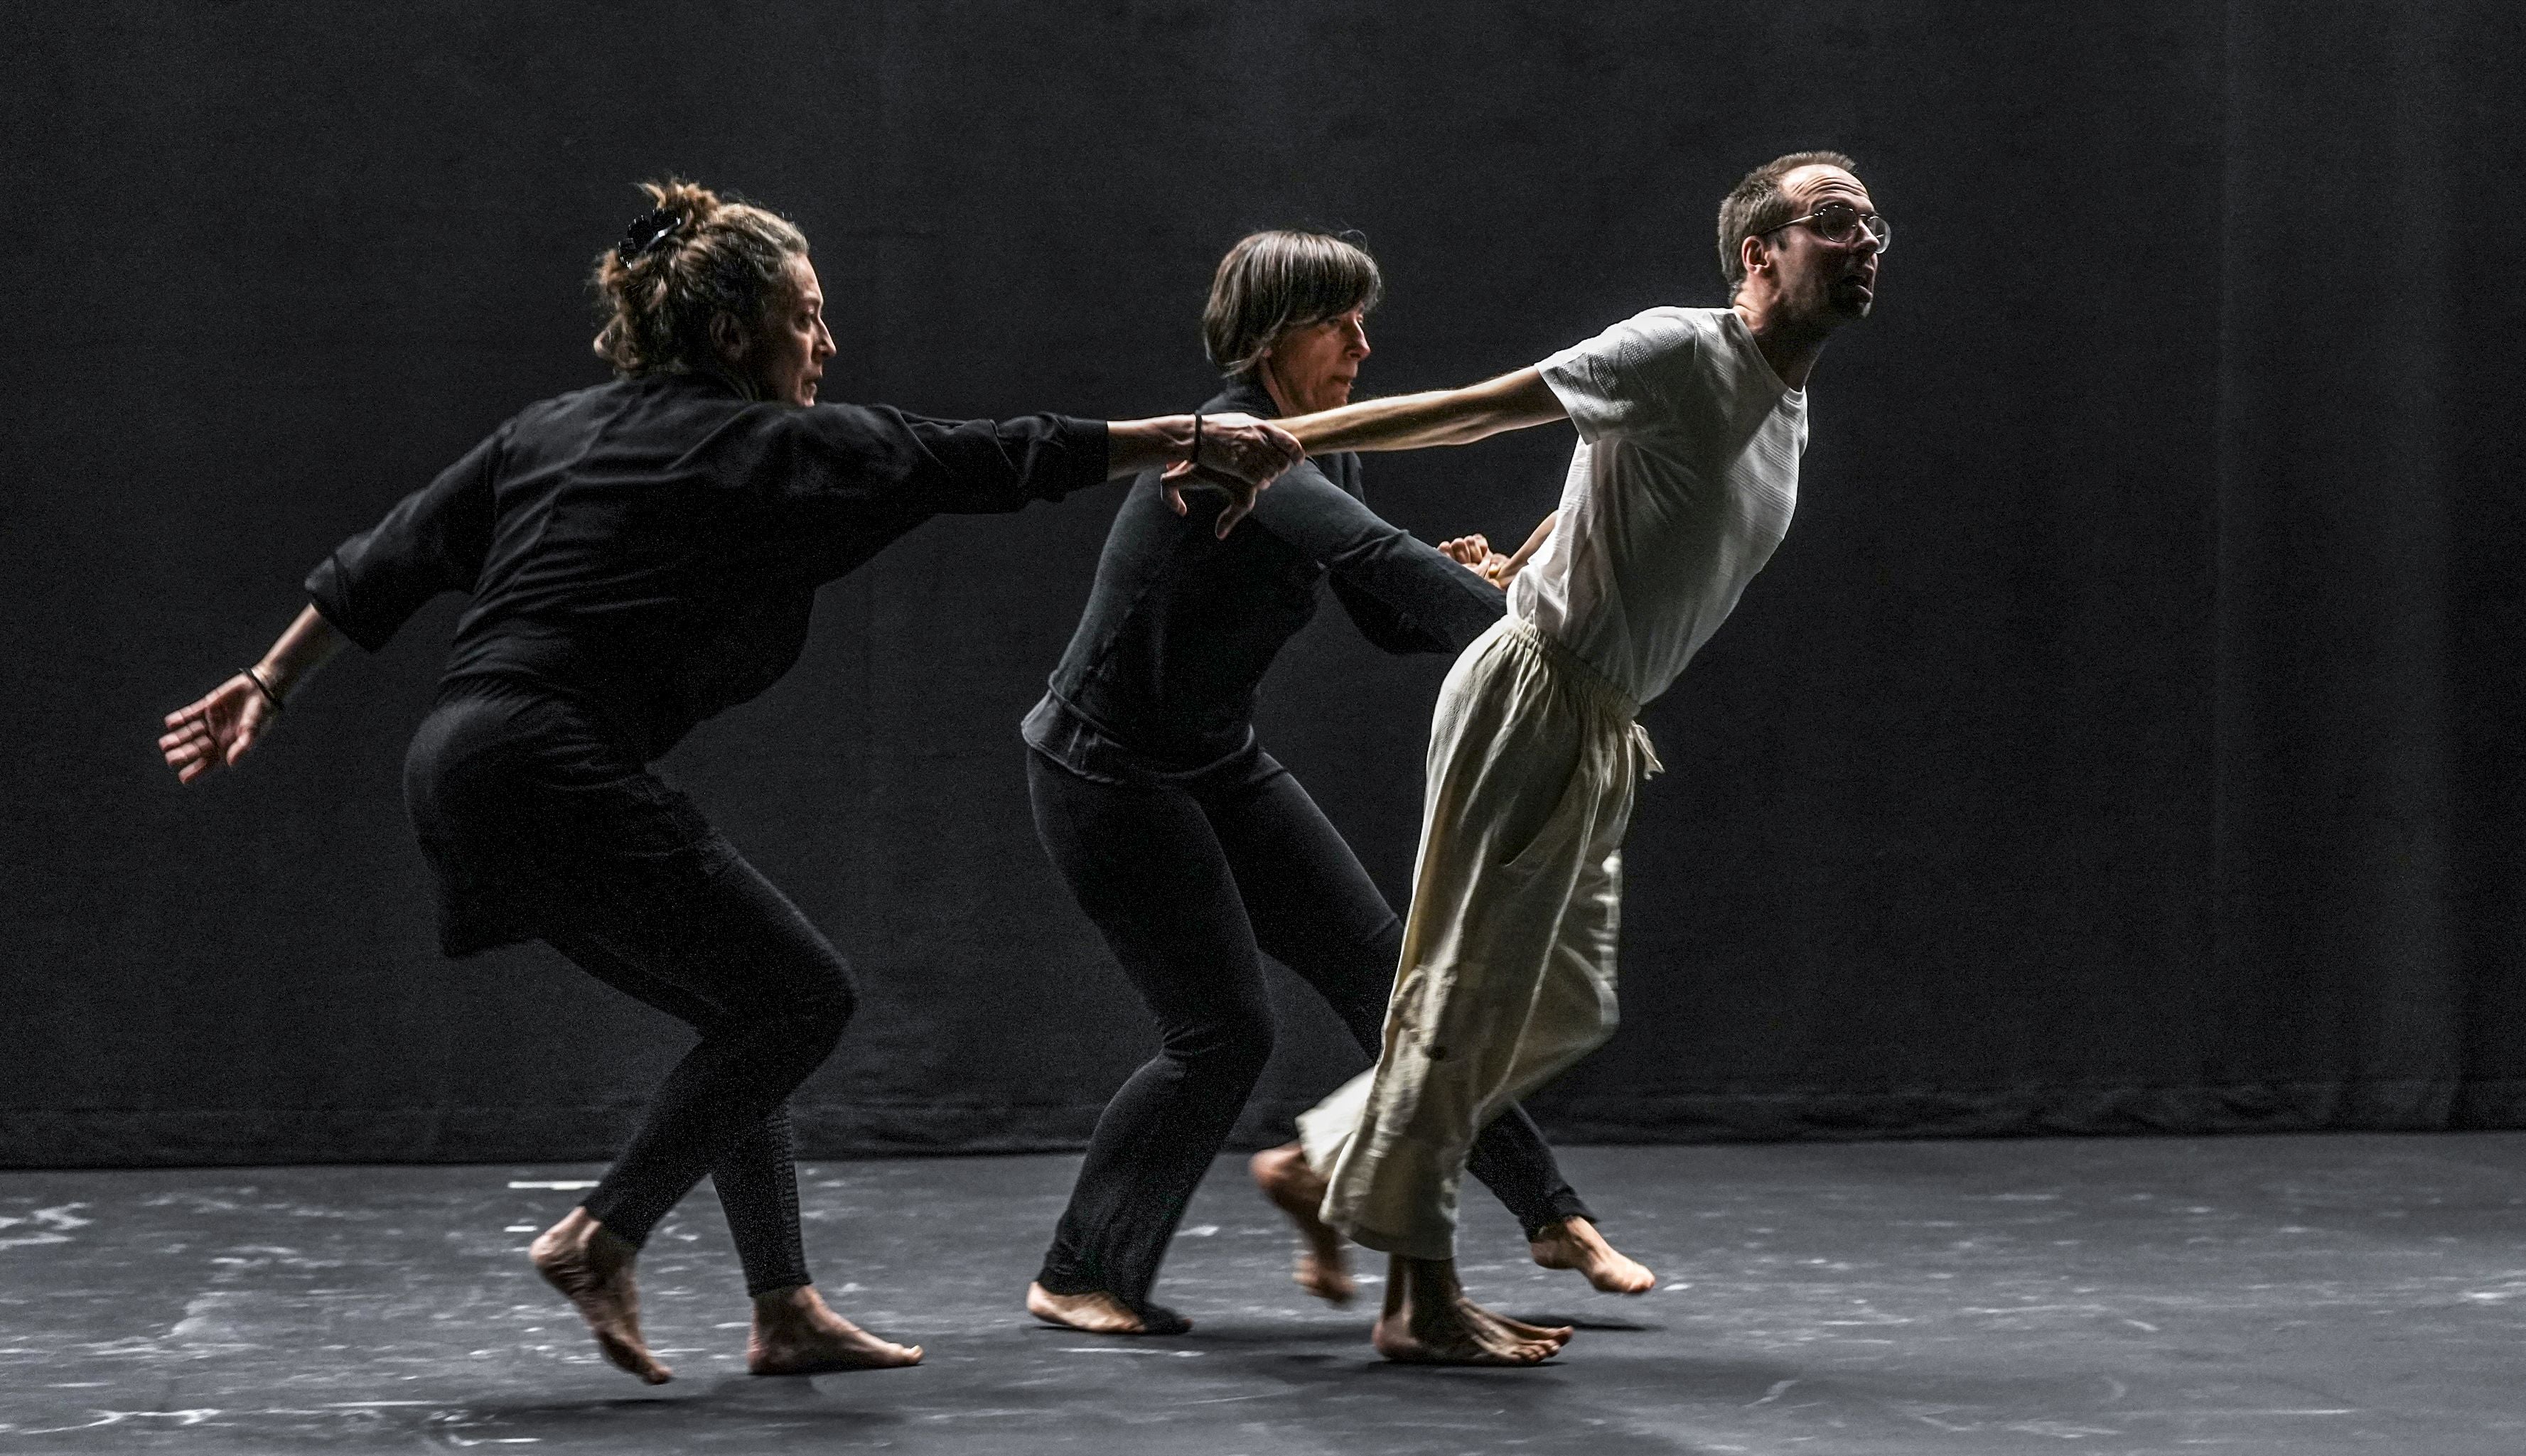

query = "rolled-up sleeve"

[{"left": 303, "top": 425, "right": 503, "bottom": 652}]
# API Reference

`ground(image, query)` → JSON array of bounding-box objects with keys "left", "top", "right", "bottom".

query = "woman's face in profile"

[
  {"left": 1262, "top": 306, "right": 1370, "bottom": 416},
  {"left": 743, "top": 254, "right": 837, "bottom": 406}
]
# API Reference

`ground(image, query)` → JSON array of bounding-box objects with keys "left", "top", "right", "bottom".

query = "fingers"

[
  {"left": 162, "top": 730, "right": 222, "bottom": 782},
  {"left": 1159, "top": 458, "right": 1196, "bottom": 514},
  {"left": 1214, "top": 482, "right": 1259, "bottom": 539},
  {"left": 161, "top": 720, "right": 213, "bottom": 764},
  {"left": 166, "top": 723, "right": 222, "bottom": 782},
  {"left": 158, "top": 679, "right": 269, "bottom": 784}
]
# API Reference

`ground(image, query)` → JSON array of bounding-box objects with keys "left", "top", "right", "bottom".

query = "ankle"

[
  {"left": 752, "top": 1285, "right": 818, "bottom": 1322},
  {"left": 534, "top": 1208, "right": 604, "bottom": 1258}
]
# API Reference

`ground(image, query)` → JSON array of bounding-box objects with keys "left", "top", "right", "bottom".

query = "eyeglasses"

[{"left": 1766, "top": 200, "right": 1891, "bottom": 254}]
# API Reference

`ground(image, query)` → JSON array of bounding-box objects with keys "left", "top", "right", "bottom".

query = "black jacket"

[{"left": 308, "top": 372, "right": 1107, "bottom": 760}]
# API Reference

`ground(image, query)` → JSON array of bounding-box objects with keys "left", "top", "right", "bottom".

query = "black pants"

[
  {"left": 409, "top": 686, "right": 854, "bottom": 1296},
  {"left": 549, "top": 856, "right": 853, "bottom": 1296},
  {"left": 1028, "top": 746, "right": 1591, "bottom": 1313}
]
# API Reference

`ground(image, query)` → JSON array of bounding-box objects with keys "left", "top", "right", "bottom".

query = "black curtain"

[{"left": 3, "top": 1, "right": 2519, "bottom": 1167}]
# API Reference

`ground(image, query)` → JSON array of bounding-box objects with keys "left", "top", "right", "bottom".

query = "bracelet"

[
  {"left": 1189, "top": 411, "right": 1203, "bottom": 468},
  {"left": 242, "top": 665, "right": 285, "bottom": 711}
]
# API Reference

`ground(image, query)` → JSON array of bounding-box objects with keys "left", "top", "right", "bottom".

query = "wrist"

[{"left": 247, "top": 662, "right": 289, "bottom": 708}]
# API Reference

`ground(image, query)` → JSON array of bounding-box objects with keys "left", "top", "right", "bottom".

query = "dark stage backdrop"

[{"left": 4, "top": 2, "right": 2520, "bottom": 1168}]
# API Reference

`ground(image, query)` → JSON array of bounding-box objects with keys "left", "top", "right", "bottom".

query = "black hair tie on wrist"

[
  {"left": 1190, "top": 411, "right": 1203, "bottom": 469},
  {"left": 242, "top": 666, "right": 284, "bottom": 712},
  {"left": 616, "top": 207, "right": 684, "bottom": 264}
]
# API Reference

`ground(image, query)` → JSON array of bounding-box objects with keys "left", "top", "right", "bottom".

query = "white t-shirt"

[{"left": 1508, "top": 306, "right": 1807, "bottom": 706}]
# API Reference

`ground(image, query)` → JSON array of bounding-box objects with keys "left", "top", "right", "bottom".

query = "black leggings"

[
  {"left": 1028, "top": 747, "right": 1591, "bottom": 1312},
  {"left": 547, "top": 855, "right": 854, "bottom": 1296},
  {"left": 408, "top": 686, "right": 854, "bottom": 1298}
]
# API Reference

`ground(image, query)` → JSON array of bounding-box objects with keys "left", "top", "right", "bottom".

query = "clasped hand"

[
  {"left": 1158, "top": 413, "right": 1303, "bottom": 537},
  {"left": 1439, "top": 534, "right": 1516, "bottom": 586}
]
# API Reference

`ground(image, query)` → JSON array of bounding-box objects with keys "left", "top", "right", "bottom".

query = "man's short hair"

[
  {"left": 1202, "top": 230, "right": 1382, "bottom": 377},
  {"left": 1716, "top": 151, "right": 1861, "bottom": 298}
]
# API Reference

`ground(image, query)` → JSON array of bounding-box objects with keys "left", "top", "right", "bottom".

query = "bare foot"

[
  {"left": 529, "top": 1208, "right": 671, "bottom": 1384},
  {"left": 1370, "top": 1256, "right": 1564, "bottom": 1366},
  {"left": 1249, "top": 1143, "right": 1353, "bottom": 1305},
  {"left": 748, "top": 1285, "right": 922, "bottom": 1374},
  {"left": 1024, "top": 1282, "right": 1193, "bottom": 1336},
  {"left": 1460, "top": 1298, "right": 1575, "bottom": 1351},
  {"left": 1530, "top": 1217, "right": 1656, "bottom": 1294}
]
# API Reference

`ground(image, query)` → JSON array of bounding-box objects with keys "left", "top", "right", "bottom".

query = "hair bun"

[
  {"left": 646, "top": 179, "right": 721, "bottom": 227},
  {"left": 590, "top": 178, "right": 809, "bottom": 379}
]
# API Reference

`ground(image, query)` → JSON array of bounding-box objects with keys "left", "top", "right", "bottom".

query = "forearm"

[
  {"left": 1281, "top": 367, "right": 1567, "bottom": 455},
  {"left": 254, "top": 605, "right": 351, "bottom": 702},
  {"left": 1104, "top": 416, "right": 1200, "bottom": 479},
  {"left": 1503, "top": 512, "right": 1558, "bottom": 576}
]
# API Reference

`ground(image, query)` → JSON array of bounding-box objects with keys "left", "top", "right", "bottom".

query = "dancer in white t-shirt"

[{"left": 1225, "top": 152, "right": 1886, "bottom": 1364}]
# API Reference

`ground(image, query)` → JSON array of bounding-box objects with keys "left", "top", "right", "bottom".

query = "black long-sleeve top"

[
  {"left": 1024, "top": 375, "right": 1505, "bottom": 778},
  {"left": 308, "top": 372, "right": 1109, "bottom": 760}
]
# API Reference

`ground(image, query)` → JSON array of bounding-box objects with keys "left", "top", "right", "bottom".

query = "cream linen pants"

[{"left": 1297, "top": 616, "right": 1658, "bottom": 1258}]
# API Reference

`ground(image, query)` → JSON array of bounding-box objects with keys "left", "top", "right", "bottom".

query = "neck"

[
  {"left": 1256, "top": 359, "right": 1298, "bottom": 417},
  {"left": 1730, "top": 294, "right": 1832, "bottom": 391}
]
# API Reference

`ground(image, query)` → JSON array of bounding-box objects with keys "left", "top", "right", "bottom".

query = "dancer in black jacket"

[
  {"left": 1022, "top": 230, "right": 1655, "bottom": 1338},
  {"left": 157, "top": 180, "right": 1297, "bottom": 1385}
]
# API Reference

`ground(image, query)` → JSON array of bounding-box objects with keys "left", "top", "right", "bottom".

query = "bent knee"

[
  {"left": 759, "top": 964, "right": 854, "bottom": 1053},
  {"left": 800, "top": 974, "right": 856, "bottom": 1041},
  {"left": 1164, "top": 1016, "right": 1275, "bottom": 1087}
]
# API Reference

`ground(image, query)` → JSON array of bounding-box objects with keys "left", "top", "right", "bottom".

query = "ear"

[
  {"left": 1738, "top": 232, "right": 1773, "bottom": 284},
  {"left": 709, "top": 308, "right": 748, "bottom": 366}
]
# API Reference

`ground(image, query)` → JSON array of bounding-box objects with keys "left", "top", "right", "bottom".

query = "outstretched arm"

[
  {"left": 1279, "top": 367, "right": 1567, "bottom": 455},
  {"left": 158, "top": 605, "right": 349, "bottom": 784}
]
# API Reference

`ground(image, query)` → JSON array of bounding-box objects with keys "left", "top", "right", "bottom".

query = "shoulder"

[
  {"left": 746, "top": 399, "right": 915, "bottom": 455},
  {"left": 1603, "top": 306, "right": 1721, "bottom": 365},
  {"left": 1623, "top": 305, "right": 1720, "bottom": 340},
  {"left": 1545, "top": 305, "right": 1712, "bottom": 376},
  {"left": 505, "top": 381, "right": 606, "bottom": 436}
]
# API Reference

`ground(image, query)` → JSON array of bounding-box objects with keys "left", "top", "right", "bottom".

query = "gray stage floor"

[{"left": 1, "top": 1135, "right": 2521, "bottom": 1454}]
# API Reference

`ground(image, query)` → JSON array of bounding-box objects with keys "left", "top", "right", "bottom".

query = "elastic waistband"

[
  {"left": 1498, "top": 618, "right": 1662, "bottom": 779},
  {"left": 1503, "top": 618, "right": 1640, "bottom": 722}
]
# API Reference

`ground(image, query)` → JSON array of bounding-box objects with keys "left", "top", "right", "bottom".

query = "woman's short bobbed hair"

[
  {"left": 592, "top": 179, "right": 810, "bottom": 377},
  {"left": 1201, "top": 230, "right": 1382, "bottom": 378}
]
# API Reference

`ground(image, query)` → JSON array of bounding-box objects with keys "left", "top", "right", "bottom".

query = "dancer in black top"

[
  {"left": 1022, "top": 230, "right": 1654, "bottom": 1338},
  {"left": 156, "top": 180, "right": 1299, "bottom": 1385}
]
